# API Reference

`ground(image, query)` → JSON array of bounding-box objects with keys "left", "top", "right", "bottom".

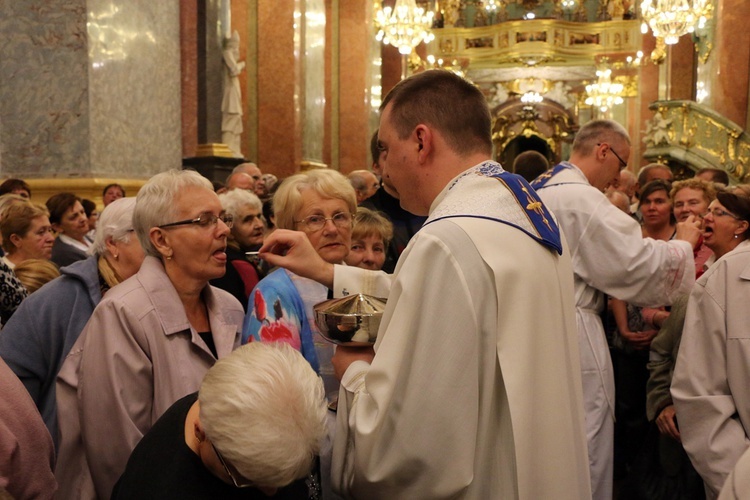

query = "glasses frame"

[
  {"left": 158, "top": 212, "right": 234, "bottom": 229},
  {"left": 211, "top": 442, "right": 254, "bottom": 488},
  {"left": 597, "top": 143, "right": 628, "bottom": 170},
  {"left": 703, "top": 207, "right": 742, "bottom": 220},
  {"left": 294, "top": 212, "right": 354, "bottom": 232}
]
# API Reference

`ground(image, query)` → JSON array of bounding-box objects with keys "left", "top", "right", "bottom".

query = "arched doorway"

[{"left": 491, "top": 97, "right": 577, "bottom": 170}]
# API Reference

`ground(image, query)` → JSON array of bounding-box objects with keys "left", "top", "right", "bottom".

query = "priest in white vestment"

[
  {"left": 531, "top": 120, "right": 701, "bottom": 500},
  {"left": 259, "top": 70, "right": 591, "bottom": 499}
]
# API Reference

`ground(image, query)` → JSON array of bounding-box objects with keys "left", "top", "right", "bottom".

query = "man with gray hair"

[
  {"left": 531, "top": 119, "right": 701, "bottom": 500},
  {"left": 233, "top": 162, "right": 264, "bottom": 196}
]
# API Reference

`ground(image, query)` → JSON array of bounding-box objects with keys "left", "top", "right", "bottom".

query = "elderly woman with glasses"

[
  {"left": 242, "top": 169, "right": 356, "bottom": 401},
  {"left": 112, "top": 342, "right": 327, "bottom": 499},
  {"left": 210, "top": 189, "right": 267, "bottom": 311},
  {"left": 56, "top": 170, "right": 245, "bottom": 500},
  {"left": 669, "top": 191, "right": 750, "bottom": 497}
]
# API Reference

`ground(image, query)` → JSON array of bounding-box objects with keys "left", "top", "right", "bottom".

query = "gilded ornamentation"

[
  {"left": 642, "top": 100, "right": 750, "bottom": 183},
  {"left": 427, "top": 19, "right": 643, "bottom": 69}
]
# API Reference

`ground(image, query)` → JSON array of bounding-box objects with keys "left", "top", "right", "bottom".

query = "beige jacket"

[
  {"left": 55, "top": 256, "right": 244, "bottom": 499},
  {"left": 672, "top": 241, "right": 750, "bottom": 498}
]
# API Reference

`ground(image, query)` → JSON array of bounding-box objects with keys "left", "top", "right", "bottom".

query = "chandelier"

[
  {"left": 585, "top": 68, "right": 624, "bottom": 113},
  {"left": 640, "top": 0, "right": 713, "bottom": 45},
  {"left": 560, "top": 0, "right": 578, "bottom": 12},
  {"left": 375, "top": 0, "right": 435, "bottom": 55}
]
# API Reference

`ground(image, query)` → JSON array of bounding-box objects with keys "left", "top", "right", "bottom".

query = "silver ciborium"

[{"left": 313, "top": 294, "right": 387, "bottom": 346}]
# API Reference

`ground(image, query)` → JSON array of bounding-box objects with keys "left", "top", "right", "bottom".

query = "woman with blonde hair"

[
  {"left": 0, "top": 197, "right": 145, "bottom": 446},
  {"left": 0, "top": 202, "right": 55, "bottom": 269},
  {"left": 345, "top": 207, "right": 393, "bottom": 271},
  {"left": 243, "top": 168, "right": 356, "bottom": 401},
  {"left": 12, "top": 259, "right": 60, "bottom": 293}
]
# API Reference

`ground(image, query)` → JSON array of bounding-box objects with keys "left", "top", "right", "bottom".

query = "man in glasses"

[
  {"left": 530, "top": 119, "right": 701, "bottom": 500},
  {"left": 258, "top": 70, "right": 591, "bottom": 498},
  {"left": 112, "top": 342, "right": 327, "bottom": 499}
]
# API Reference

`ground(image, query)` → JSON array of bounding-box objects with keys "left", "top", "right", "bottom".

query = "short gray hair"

[
  {"left": 199, "top": 342, "right": 327, "bottom": 488},
  {"left": 89, "top": 197, "right": 137, "bottom": 256},
  {"left": 572, "top": 119, "right": 630, "bottom": 157},
  {"left": 133, "top": 169, "right": 213, "bottom": 258},
  {"left": 218, "top": 189, "right": 262, "bottom": 221}
]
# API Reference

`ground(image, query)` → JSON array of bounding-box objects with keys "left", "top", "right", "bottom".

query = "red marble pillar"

[
  {"left": 257, "top": 0, "right": 300, "bottom": 178},
  {"left": 338, "top": 1, "right": 371, "bottom": 173},
  {"left": 636, "top": 32, "right": 661, "bottom": 168},
  {"left": 667, "top": 35, "right": 695, "bottom": 101},
  {"left": 180, "top": 0, "right": 199, "bottom": 158},
  {"left": 709, "top": 0, "right": 750, "bottom": 128}
]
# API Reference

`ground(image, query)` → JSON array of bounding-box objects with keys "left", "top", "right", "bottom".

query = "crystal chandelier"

[
  {"left": 640, "top": 0, "right": 713, "bottom": 45},
  {"left": 585, "top": 68, "right": 624, "bottom": 113},
  {"left": 375, "top": 0, "right": 435, "bottom": 55}
]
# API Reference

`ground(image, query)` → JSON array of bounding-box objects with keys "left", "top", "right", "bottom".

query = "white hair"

[
  {"left": 89, "top": 197, "right": 137, "bottom": 256},
  {"left": 133, "top": 169, "right": 213, "bottom": 257},
  {"left": 218, "top": 189, "right": 262, "bottom": 221},
  {"left": 199, "top": 342, "right": 327, "bottom": 488}
]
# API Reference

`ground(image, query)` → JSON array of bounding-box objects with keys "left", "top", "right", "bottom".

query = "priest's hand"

[
  {"left": 332, "top": 346, "right": 375, "bottom": 380},
  {"left": 259, "top": 229, "right": 335, "bottom": 288},
  {"left": 675, "top": 214, "right": 702, "bottom": 249}
]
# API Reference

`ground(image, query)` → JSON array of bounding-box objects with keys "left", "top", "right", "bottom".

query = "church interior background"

[{"left": 1, "top": 0, "right": 749, "bottom": 206}]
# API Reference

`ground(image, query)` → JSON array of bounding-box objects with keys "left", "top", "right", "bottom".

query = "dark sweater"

[{"left": 361, "top": 186, "right": 426, "bottom": 273}]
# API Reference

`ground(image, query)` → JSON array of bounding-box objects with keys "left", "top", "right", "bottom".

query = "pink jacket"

[
  {"left": 55, "top": 256, "right": 244, "bottom": 499},
  {"left": 0, "top": 358, "right": 56, "bottom": 499}
]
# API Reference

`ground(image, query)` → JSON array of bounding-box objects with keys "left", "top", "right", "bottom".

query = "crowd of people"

[{"left": 1, "top": 69, "right": 750, "bottom": 500}]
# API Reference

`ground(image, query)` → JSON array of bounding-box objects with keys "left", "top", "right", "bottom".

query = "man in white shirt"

[
  {"left": 258, "top": 70, "right": 591, "bottom": 499},
  {"left": 531, "top": 120, "right": 701, "bottom": 500}
]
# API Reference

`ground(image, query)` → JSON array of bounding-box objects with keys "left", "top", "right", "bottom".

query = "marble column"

[
  {"left": 699, "top": 0, "right": 750, "bottom": 128},
  {"left": 336, "top": 0, "right": 376, "bottom": 172},
  {"left": 256, "top": 0, "right": 300, "bottom": 178},
  {"left": 0, "top": 0, "right": 182, "bottom": 186}
]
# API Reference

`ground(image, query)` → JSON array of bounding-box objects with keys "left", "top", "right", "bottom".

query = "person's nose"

[
  {"left": 362, "top": 249, "right": 376, "bottom": 265},
  {"left": 321, "top": 218, "right": 338, "bottom": 235},
  {"left": 217, "top": 219, "right": 231, "bottom": 236}
]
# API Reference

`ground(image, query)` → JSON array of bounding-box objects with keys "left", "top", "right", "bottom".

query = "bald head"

[
  {"left": 226, "top": 172, "right": 255, "bottom": 191},
  {"left": 234, "top": 162, "right": 262, "bottom": 183},
  {"left": 616, "top": 170, "right": 637, "bottom": 198},
  {"left": 348, "top": 170, "right": 380, "bottom": 204},
  {"left": 637, "top": 163, "right": 673, "bottom": 186}
]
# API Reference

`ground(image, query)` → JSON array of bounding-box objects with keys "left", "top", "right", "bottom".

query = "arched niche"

[{"left": 491, "top": 96, "right": 577, "bottom": 169}]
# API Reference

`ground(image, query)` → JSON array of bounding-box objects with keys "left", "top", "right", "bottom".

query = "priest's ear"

[{"left": 415, "top": 125, "right": 433, "bottom": 162}]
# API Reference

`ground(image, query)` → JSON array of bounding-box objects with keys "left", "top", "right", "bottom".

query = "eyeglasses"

[
  {"left": 703, "top": 208, "right": 742, "bottom": 220},
  {"left": 158, "top": 212, "right": 234, "bottom": 229},
  {"left": 294, "top": 212, "right": 353, "bottom": 232},
  {"left": 211, "top": 442, "right": 254, "bottom": 488},
  {"left": 597, "top": 143, "right": 628, "bottom": 170}
]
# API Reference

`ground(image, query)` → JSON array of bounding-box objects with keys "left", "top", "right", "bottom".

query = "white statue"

[
  {"left": 222, "top": 30, "right": 245, "bottom": 157},
  {"left": 644, "top": 111, "right": 672, "bottom": 147}
]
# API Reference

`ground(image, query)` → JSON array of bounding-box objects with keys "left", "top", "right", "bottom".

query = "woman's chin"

[{"left": 319, "top": 246, "right": 347, "bottom": 265}]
